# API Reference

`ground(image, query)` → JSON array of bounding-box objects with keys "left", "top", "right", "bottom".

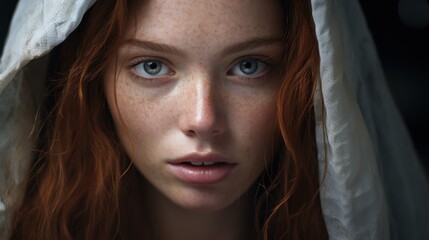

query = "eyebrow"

[
  {"left": 124, "top": 39, "right": 185, "bottom": 56},
  {"left": 123, "top": 37, "right": 282, "bottom": 57},
  {"left": 221, "top": 37, "right": 282, "bottom": 56}
]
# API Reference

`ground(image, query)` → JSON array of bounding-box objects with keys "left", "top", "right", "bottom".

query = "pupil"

[
  {"left": 149, "top": 63, "right": 157, "bottom": 69},
  {"left": 144, "top": 61, "right": 162, "bottom": 75},
  {"left": 240, "top": 60, "right": 257, "bottom": 74}
]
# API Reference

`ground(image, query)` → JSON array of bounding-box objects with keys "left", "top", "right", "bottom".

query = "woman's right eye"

[{"left": 132, "top": 60, "right": 172, "bottom": 78}]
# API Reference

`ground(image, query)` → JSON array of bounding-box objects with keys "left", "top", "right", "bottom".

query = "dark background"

[
  {"left": 358, "top": 0, "right": 429, "bottom": 173},
  {"left": 1, "top": 0, "right": 428, "bottom": 173}
]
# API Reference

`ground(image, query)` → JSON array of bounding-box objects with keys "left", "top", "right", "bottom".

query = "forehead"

[{"left": 128, "top": 0, "right": 287, "bottom": 48}]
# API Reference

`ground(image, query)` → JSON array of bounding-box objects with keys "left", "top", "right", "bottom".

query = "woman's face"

[{"left": 104, "top": 0, "right": 286, "bottom": 211}]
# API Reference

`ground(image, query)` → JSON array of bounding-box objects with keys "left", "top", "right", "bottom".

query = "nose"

[{"left": 178, "top": 76, "right": 225, "bottom": 140}]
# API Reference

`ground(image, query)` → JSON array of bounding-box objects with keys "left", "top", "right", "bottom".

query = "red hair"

[
  {"left": 257, "top": 0, "right": 328, "bottom": 239},
  {"left": 12, "top": 0, "right": 130, "bottom": 239},
  {"left": 11, "top": 0, "right": 327, "bottom": 239}
]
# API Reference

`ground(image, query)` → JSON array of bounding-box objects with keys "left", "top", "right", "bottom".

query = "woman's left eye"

[
  {"left": 133, "top": 60, "right": 172, "bottom": 78},
  {"left": 228, "top": 59, "right": 268, "bottom": 77}
]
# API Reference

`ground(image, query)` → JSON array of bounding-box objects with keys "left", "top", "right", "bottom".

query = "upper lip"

[{"left": 167, "top": 152, "right": 234, "bottom": 164}]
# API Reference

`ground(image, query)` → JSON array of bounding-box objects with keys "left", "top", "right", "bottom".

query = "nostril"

[
  {"left": 185, "top": 129, "right": 196, "bottom": 136},
  {"left": 179, "top": 112, "right": 225, "bottom": 139},
  {"left": 184, "top": 128, "right": 223, "bottom": 139}
]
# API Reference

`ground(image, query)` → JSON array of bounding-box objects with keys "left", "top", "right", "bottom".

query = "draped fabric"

[{"left": 312, "top": 0, "right": 429, "bottom": 239}]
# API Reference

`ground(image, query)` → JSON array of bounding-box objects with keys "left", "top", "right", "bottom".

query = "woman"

[{"left": 1, "top": 0, "right": 428, "bottom": 239}]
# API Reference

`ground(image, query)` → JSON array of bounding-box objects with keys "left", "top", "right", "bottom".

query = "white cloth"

[
  {"left": 0, "top": 0, "right": 428, "bottom": 239},
  {"left": 313, "top": 1, "right": 429, "bottom": 239},
  {"left": 313, "top": 0, "right": 388, "bottom": 238},
  {"left": 0, "top": 0, "right": 96, "bottom": 238}
]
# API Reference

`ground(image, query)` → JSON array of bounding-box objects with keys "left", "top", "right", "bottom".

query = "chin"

[
  {"left": 155, "top": 182, "right": 252, "bottom": 213},
  {"left": 166, "top": 185, "right": 247, "bottom": 213}
]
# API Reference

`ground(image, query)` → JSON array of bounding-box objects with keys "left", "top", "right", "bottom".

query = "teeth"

[
  {"left": 190, "top": 162, "right": 203, "bottom": 166},
  {"left": 189, "top": 162, "right": 215, "bottom": 166}
]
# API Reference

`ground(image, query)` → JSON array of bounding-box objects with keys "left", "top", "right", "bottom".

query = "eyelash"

[
  {"left": 128, "top": 56, "right": 272, "bottom": 82},
  {"left": 227, "top": 57, "right": 271, "bottom": 81},
  {"left": 129, "top": 57, "right": 175, "bottom": 82}
]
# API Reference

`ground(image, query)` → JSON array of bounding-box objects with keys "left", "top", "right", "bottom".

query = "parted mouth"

[
  {"left": 167, "top": 152, "right": 235, "bottom": 166},
  {"left": 167, "top": 153, "right": 237, "bottom": 184},
  {"left": 181, "top": 161, "right": 226, "bottom": 166}
]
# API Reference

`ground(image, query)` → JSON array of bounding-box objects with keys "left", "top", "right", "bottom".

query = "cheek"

[
  {"left": 225, "top": 91, "right": 279, "bottom": 184},
  {"left": 103, "top": 76, "right": 162, "bottom": 160},
  {"left": 230, "top": 92, "right": 278, "bottom": 147}
]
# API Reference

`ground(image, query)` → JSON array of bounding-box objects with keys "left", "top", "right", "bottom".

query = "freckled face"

[{"left": 104, "top": 0, "right": 286, "bottom": 211}]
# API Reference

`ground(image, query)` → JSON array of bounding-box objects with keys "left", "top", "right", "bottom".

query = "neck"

[{"left": 121, "top": 175, "right": 255, "bottom": 240}]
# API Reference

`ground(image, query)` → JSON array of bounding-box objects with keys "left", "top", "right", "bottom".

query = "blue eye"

[
  {"left": 133, "top": 60, "right": 171, "bottom": 78},
  {"left": 229, "top": 59, "right": 268, "bottom": 77}
]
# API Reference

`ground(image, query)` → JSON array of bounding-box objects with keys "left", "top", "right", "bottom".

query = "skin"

[{"left": 104, "top": 0, "right": 286, "bottom": 239}]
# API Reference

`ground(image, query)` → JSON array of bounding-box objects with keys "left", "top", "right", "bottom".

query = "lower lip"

[{"left": 168, "top": 163, "right": 236, "bottom": 184}]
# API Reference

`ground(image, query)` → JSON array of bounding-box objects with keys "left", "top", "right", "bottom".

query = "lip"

[{"left": 167, "top": 153, "right": 236, "bottom": 184}]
